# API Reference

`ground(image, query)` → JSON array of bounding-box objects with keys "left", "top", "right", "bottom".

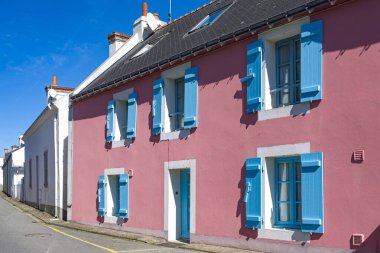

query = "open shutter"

[
  {"left": 301, "top": 152, "right": 324, "bottom": 233},
  {"left": 106, "top": 100, "right": 115, "bottom": 142},
  {"left": 184, "top": 67, "right": 198, "bottom": 129},
  {"left": 301, "top": 20, "right": 323, "bottom": 102},
  {"left": 240, "top": 40, "right": 263, "bottom": 113},
  {"left": 245, "top": 157, "right": 262, "bottom": 229},
  {"left": 98, "top": 176, "right": 106, "bottom": 217},
  {"left": 152, "top": 78, "right": 164, "bottom": 135},
  {"left": 126, "top": 92, "right": 137, "bottom": 139},
  {"left": 119, "top": 174, "right": 129, "bottom": 219}
]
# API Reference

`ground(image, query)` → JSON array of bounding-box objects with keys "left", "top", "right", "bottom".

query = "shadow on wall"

[
  {"left": 234, "top": 90, "right": 258, "bottom": 128},
  {"left": 236, "top": 163, "right": 258, "bottom": 240},
  {"left": 323, "top": 0, "right": 380, "bottom": 57},
  {"left": 351, "top": 225, "right": 380, "bottom": 253}
]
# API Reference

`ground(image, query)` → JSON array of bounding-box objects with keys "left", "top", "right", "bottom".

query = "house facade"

[
  {"left": 23, "top": 76, "right": 73, "bottom": 220},
  {"left": 0, "top": 157, "right": 3, "bottom": 191},
  {"left": 69, "top": 0, "right": 380, "bottom": 252},
  {"left": 2, "top": 146, "right": 25, "bottom": 200}
]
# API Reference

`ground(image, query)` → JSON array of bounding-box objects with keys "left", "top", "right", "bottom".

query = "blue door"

[{"left": 180, "top": 169, "right": 190, "bottom": 239}]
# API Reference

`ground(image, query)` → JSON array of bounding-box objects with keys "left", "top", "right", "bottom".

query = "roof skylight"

[{"left": 188, "top": 5, "right": 230, "bottom": 34}]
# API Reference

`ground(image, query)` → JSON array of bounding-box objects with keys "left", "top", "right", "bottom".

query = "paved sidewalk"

[{"left": 0, "top": 192, "right": 261, "bottom": 253}]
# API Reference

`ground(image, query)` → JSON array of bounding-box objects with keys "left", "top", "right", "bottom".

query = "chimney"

[
  {"left": 153, "top": 13, "right": 159, "bottom": 20},
  {"left": 52, "top": 74, "right": 57, "bottom": 86},
  {"left": 108, "top": 32, "right": 130, "bottom": 57},
  {"left": 11, "top": 145, "right": 18, "bottom": 151},
  {"left": 142, "top": 2, "right": 148, "bottom": 17},
  {"left": 133, "top": 2, "right": 166, "bottom": 40},
  {"left": 4, "top": 148, "right": 8, "bottom": 156}
]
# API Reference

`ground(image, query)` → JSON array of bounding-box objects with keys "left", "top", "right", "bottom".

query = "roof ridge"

[{"left": 157, "top": 0, "right": 220, "bottom": 30}]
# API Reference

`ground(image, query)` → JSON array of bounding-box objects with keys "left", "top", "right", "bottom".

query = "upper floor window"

[
  {"left": 188, "top": 5, "right": 231, "bottom": 34},
  {"left": 275, "top": 36, "right": 301, "bottom": 107},
  {"left": 171, "top": 77, "right": 185, "bottom": 131}
]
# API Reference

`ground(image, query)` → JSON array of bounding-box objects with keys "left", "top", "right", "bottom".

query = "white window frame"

[
  {"left": 256, "top": 142, "right": 311, "bottom": 242},
  {"left": 258, "top": 17, "right": 311, "bottom": 122},
  {"left": 160, "top": 62, "right": 191, "bottom": 141}
]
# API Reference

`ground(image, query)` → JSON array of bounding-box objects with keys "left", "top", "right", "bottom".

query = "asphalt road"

[{"left": 0, "top": 196, "right": 197, "bottom": 253}]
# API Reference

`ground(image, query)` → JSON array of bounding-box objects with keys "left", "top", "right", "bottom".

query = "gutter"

[{"left": 71, "top": 0, "right": 336, "bottom": 102}]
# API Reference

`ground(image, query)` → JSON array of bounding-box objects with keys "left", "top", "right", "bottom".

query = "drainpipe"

[{"left": 54, "top": 112, "right": 59, "bottom": 218}]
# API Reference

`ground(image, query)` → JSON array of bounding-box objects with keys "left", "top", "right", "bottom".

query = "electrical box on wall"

[
  {"left": 128, "top": 169, "right": 134, "bottom": 177},
  {"left": 353, "top": 150, "right": 365, "bottom": 162}
]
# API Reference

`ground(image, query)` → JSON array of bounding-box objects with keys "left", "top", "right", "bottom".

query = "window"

[
  {"left": 170, "top": 77, "right": 185, "bottom": 131},
  {"left": 98, "top": 172, "right": 129, "bottom": 221},
  {"left": 29, "top": 159, "right": 32, "bottom": 188},
  {"left": 106, "top": 91, "right": 137, "bottom": 144},
  {"left": 241, "top": 19, "right": 323, "bottom": 120},
  {"left": 274, "top": 156, "right": 301, "bottom": 228},
  {"left": 152, "top": 64, "right": 198, "bottom": 138},
  {"left": 274, "top": 37, "right": 301, "bottom": 107},
  {"left": 189, "top": 6, "right": 229, "bottom": 34},
  {"left": 44, "top": 151, "right": 48, "bottom": 187}
]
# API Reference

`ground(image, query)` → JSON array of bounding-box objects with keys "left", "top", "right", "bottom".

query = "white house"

[
  {"left": 2, "top": 145, "right": 25, "bottom": 200},
  {"left": 23, "top": 75, "right": 73, "bottom": 220},
  {"left": 0, "top": 157, "right": 3, "bottom": 191}
]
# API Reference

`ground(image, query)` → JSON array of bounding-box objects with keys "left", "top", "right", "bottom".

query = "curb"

[{"left": 0, "top": 193, "right": 260, "bottom": 253}]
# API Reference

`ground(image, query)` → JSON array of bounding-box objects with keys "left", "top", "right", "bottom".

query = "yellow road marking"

[{"left": 7, "top": 201, "right": 118, "bottom": 253}]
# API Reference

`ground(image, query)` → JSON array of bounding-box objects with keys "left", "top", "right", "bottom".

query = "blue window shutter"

[
  {"left": 106, "top": 100, "right": 115, "bottom": 142},
  {"left": 98, "top": 176, "right": 106, "bottom": 217},
  {"left": 245, "top": 157, "right": 262, "bottom": 229},
  {"left": 184, "top": 67, "right": 198, "bottom": 129},
  {"left": 301, "top": 152, "right": 324, "bottom": 233},
  {"left": 240, "top": 40, "right": 263, "bottom": 113},
  {"left": 126, "top": 92, "right": 137, "bottom": 139},
  {"left": 152, "top": 79, "right": 164, "bottom": 135},
  {"left": 119, "top": 174, "right": 129, "bottom": 219},
  {"left": 301, "top": 20, "right": 323, "bottom": 102}
]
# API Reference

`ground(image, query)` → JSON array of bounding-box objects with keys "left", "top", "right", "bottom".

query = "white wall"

[
  {"left": 23, "top": 94, "right": 69, "bottom": 219},
  {"left": 0, "top": 157, "right": 3, "bottom": 187}
]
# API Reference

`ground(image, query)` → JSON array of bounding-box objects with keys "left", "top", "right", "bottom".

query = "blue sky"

[{"left": 0, "top": 0, "right": 210, "bottom": 151}]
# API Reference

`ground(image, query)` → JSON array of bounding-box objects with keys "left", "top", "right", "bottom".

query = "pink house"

[{"left": 70, "top": 0, "right": 380, "bottom": 252}]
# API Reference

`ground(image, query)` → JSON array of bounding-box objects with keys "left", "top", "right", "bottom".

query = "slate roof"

[{"left": 73, "top": 0, "right": 330, "bottom": 99}]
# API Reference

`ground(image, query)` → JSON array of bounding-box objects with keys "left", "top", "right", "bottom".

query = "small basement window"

[{"left": 188, "top": 5, "right": 230, "bottom": 34}]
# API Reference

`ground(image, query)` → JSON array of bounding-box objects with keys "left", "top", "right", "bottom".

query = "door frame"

[{"left": 164, "top": 159, "right": 196, "bottom": 242}]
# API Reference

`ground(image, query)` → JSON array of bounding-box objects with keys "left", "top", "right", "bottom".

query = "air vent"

[
  {"left": 353, "top": 150, "right": 364, "bottom": 162},
  {"left": 352, "top": 234, "right": 364, "bottom": 246}
]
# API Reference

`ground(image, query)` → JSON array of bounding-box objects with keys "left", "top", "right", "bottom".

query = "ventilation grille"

[
  {"left": 353, "top": 150, "right": 365, "bottom": 162},
  {"left": 352, "top": 234, "right": 364, "bottom": 246}
]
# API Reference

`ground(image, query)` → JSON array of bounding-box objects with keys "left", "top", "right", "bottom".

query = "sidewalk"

[{"left": 0, "top": 192, "right": 261, "bottom": 253}]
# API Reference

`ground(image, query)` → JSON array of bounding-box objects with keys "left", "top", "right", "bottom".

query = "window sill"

[
  {"left": 160, "top": 129, "right": 190, "bottom": 141},
  {"left": 258, "top": 227, "right": 310, "bottom": 242},
  {"left": 258, "top": 102, "right": 310, "bottom": 122},
  {"left": 111, "top": 139, "right": 133, "bottom": 148}
]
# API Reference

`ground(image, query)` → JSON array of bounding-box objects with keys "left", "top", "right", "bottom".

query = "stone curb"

[{"left": 0, "top": 193, "right": 260, "bottom": 253}]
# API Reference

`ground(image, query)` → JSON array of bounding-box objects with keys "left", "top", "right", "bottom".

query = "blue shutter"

[
  {"left": 98, "top": 176, "right": 106, "bottom": 217},
  {"left": 301, "top": 152, "right": 324, "bottom": 233},
  {"left": 301, "top": 20, "right": 323, "bottom": 102},
  {"left": 184, "top": 67, "right": 198, "bottom": 129},
  {"left": 119, "top": 174, "right": 129, "bottom": 219},
  {"left": 240, "top": 40, "right": 263, "bottom": 113},
  {"left": 126, "top": 92, "right": 137, "bottom": 139},
  {"left": 245, "top": 157, "right": 262, "bottom": 229},
  {"left": 152, "top": 79, "right": 164, "bottom": 135},
  {"left": 106, "top": 100, "right": 115, "bottom": 142}
]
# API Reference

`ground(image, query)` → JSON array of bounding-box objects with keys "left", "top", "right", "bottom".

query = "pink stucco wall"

[{"left": 72, "top": 0, "right": 380, "bottom": 251}]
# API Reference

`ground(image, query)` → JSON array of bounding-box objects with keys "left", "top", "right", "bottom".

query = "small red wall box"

[
  {"left": 128, "top": 169, "right": 134, "bottom": 177},
  {"left": 353, "top": 150, "right": 365, "bottom": 162},
  {"left": 352, "top": 234, "right": 364, "bottom": 246}
]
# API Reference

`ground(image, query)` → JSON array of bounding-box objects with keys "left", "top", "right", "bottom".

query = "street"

[{"left": 0, "top": 197, "right": 197, "bottom": 253}]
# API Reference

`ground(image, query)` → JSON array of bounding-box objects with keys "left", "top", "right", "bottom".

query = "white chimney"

[
  {"left": 108, "top": 32, "right": 130, "bottom": 57},
  {"left": 132, "top": 2, "right": 166, "bottom": 41}
]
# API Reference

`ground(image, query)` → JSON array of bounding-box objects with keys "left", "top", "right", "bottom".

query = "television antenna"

[{"left": 169, "top": 0, "right": 172, "bottom": 22}]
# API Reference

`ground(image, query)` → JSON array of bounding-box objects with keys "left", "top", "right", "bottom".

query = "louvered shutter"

[
  {"left": 98, "top": 176, "right": 106, "bottom": 217},
  {"left": 245, "top": 157, "right": 262, "bottom": 229},
  {"left": 184, "top": 67, "right": 198, "bottom": 129},
  {"left": 301, "top": 152, "right": 324, "bottom": 233},
  {"left": 118, "top": 174, "right": 129, "bottom": 219},
  {"left": 106, "top": 100, "right": 115, "bottom": 142},
  {"left": 301, "top": 20, "right": 323, "bottom": 102},
  {"left": 126, "top": 92, "right": 137, "bottom": 139},
  {"left": 152, "top": 79, "right": 164, "bottom": 135}
]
